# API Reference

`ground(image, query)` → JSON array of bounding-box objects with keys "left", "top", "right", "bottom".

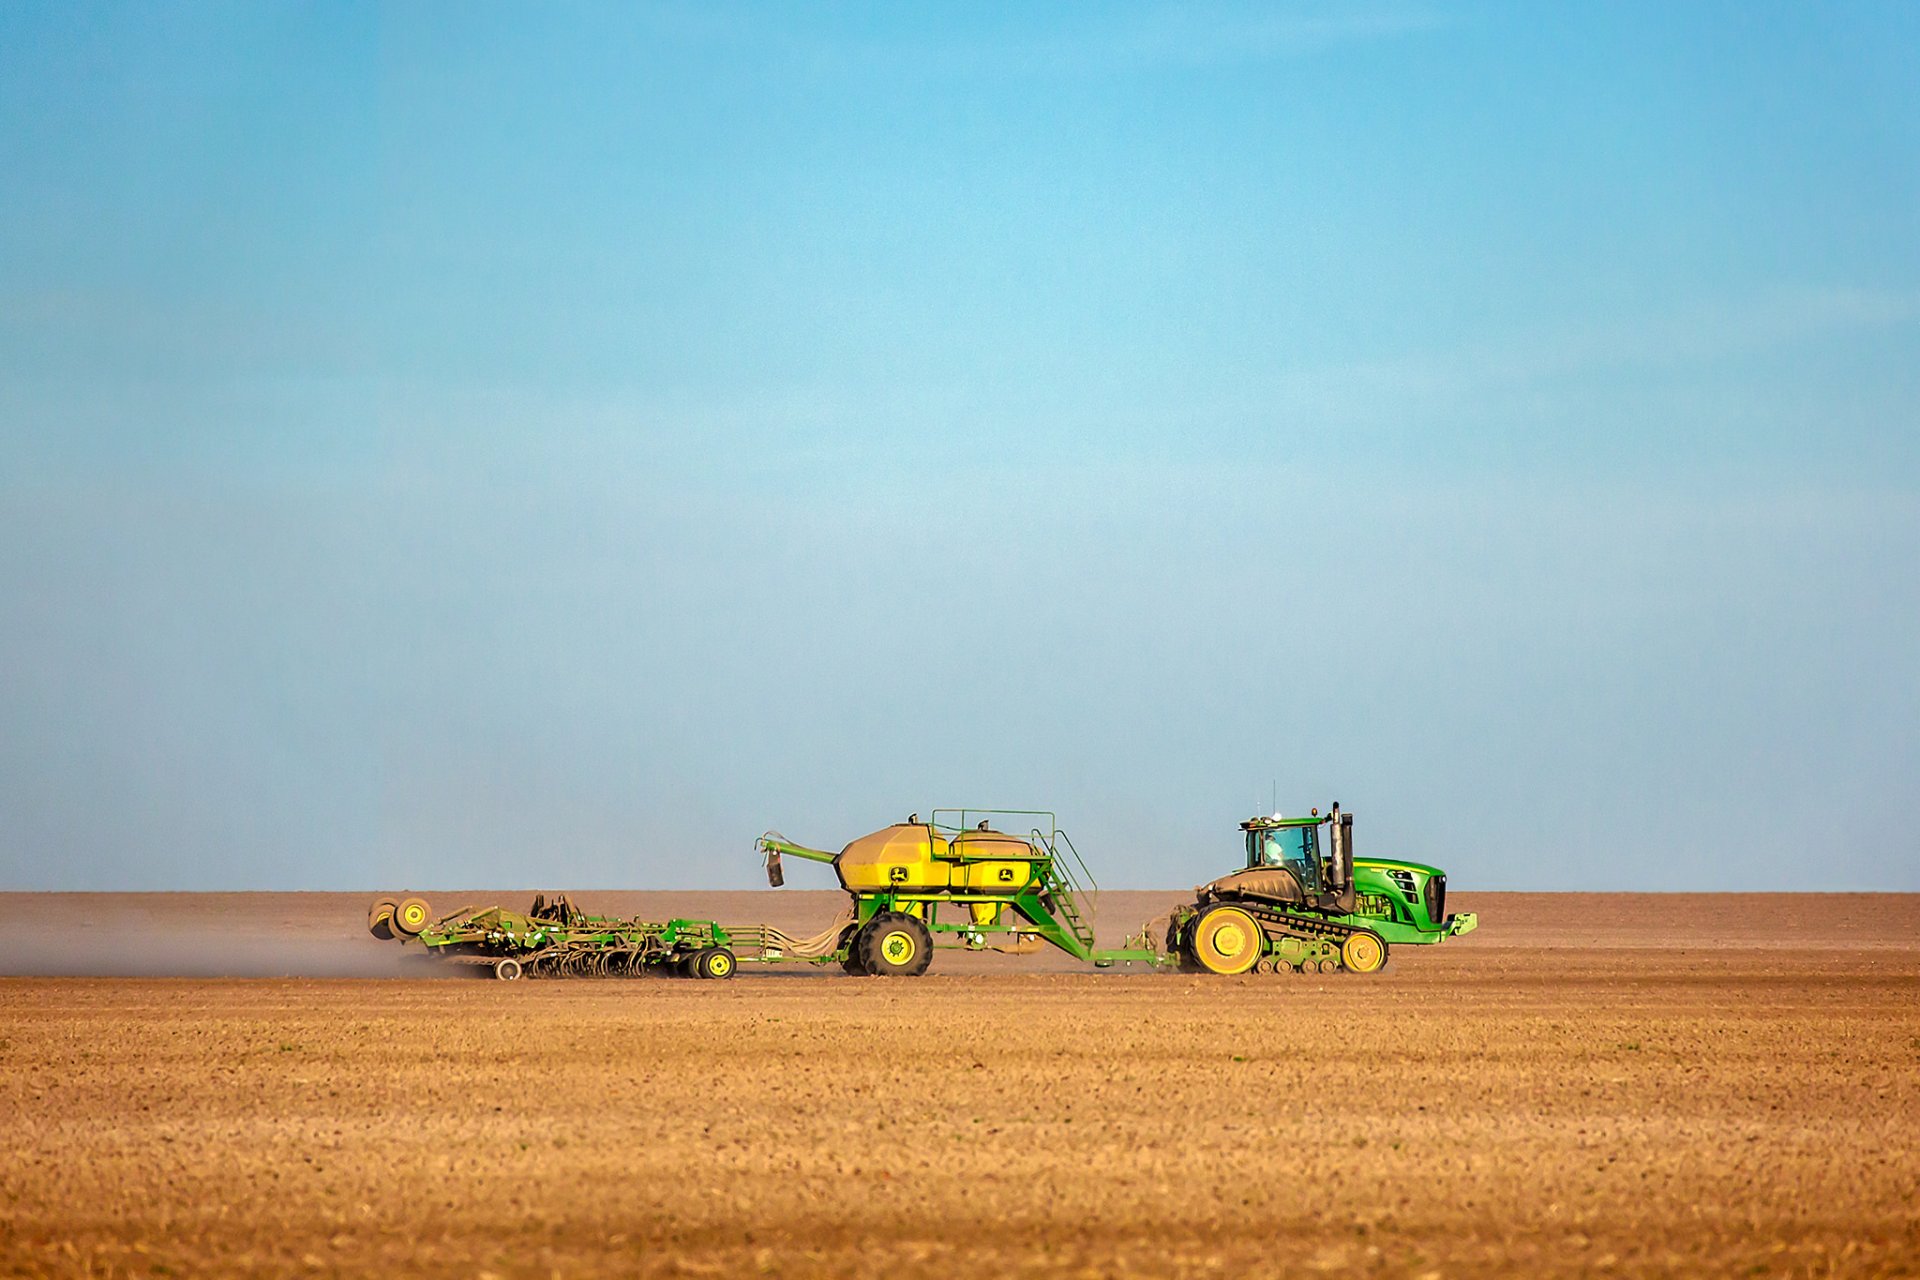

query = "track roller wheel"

[
  {"left": 1340, "top": 930, "right": 1387, "bottom": 975},
  {"left": 1188, "top": 905, "right": 1264, "bottom": 975},
  {"left": 367, "top": 898, "right": 397, "bottom": 940},
  {"left": 392, "top": 897, "right": 432, "bottom": 937},
  {"left": 1316, "top": 958, "right": 1340, "bottom": 974},
  {"left": 493, "top": 957, "right": 523, "bottom": 981},
  {"left": 858, "top": 912, "right": 932, "bottom": 977},
  {"left": 693, "top": 947, "right": 736, "bottom": 980}
]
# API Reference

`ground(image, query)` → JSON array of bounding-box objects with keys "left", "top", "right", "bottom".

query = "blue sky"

[{"left": 1, "top": 1, "right": 1914, "bottom": 891}]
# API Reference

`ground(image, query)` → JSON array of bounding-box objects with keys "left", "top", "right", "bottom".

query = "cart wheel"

[
  {"left": 693, "top": 947, "right": 736, "bottom": 980},
  {"left": 494, "top": 957, "right": 523, "bottom": 981},
  {"left": 367, "top": 898, "right": 397, "bottom": 940},
  {"left": 858, "top": 912, "right": 932, "bottom": 977},
  {"left": 392, "top": 897, "right": 432, "bottom": 937},
  {"left": 839, "top": 923, "right": 868, "bottom": 975},
  {"left": 1339, "top": 930, "right": 1387, "bottom": 975}
]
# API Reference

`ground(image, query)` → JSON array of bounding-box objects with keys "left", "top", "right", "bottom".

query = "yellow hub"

[
  {"left": 708, "top": 952, "right": 733, "bottom": 978},
  {"left": 1192, "top": 907, "right": 1263, "bottom": 975},
  {"left": 879, "top": 930, "right": 918, "bottom": 967},
  {"left": 394, "top": 898, "right": 430, "bottom": 933},
  {"left": 1340, "top": 931, "right": 1385, "bottom": 974}
]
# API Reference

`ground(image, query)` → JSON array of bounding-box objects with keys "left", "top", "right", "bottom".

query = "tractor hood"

[{"left": 1355, "top": 856, "right": 1446, "bottom": 878}]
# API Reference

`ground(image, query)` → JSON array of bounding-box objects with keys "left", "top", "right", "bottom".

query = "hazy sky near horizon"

[{"left": 2, "top": 2, "right": 1915, "bottom": 893}]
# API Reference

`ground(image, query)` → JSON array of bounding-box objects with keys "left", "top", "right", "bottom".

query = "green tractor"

[{"left": 1168, "top": 803, "right": 1476, "bottom": 975}]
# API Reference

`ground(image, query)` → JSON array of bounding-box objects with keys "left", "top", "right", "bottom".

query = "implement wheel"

[
  {"left": 1340, "top": 931, "right": 1387, "bottom": 975},
  {"left": 693, "top": 947, "right": 736, "bottom": 980},
  {"left": 858, "top": 912, "right": 932, "bottom": 977},
  {"left": 493, "top": 957, "right": 523, "bottom": 981},
  {"left": 367, "top": 898, "right": 397, "bottom": 941},
  {"left": 1189, "top": 905, "right": 1264, "bottom": 975},
  {"left": 392, "top": 897, "right": 432, "bottom": 937}
]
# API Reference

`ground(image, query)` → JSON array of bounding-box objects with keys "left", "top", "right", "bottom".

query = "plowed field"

[{"left": 2, "top": 892, "right": 1916, "bottom": 1278}]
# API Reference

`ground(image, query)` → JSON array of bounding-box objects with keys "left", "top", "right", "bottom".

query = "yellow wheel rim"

[
  {"left": 1193, "top": 908, "right": 1262, "bottom": 975},
  {"left": 880, "top": 930, "right": 917, "bottom": 966},
  {"left": 709, "top": 953, "right": 732, "bottom": 977},
  {"left": 1341, "top": 932, "right": 1384, "bottom": 974}
]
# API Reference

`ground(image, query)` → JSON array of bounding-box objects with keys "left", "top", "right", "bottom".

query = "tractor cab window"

[{"left": 1248, "top": 824, "right": 1322, "bottom": 894}]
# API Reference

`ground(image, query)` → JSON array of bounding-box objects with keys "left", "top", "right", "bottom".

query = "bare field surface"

[{"left": 2, "top": 895, "right": 1917, "bottom": 1278}]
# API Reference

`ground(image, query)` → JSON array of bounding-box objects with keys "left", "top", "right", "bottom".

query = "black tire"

[
  {"left": 693, "top": 947, "right": 736, "bottom": 980},
  {"left": 839, "top": 923, "right": 868, "bottom": 975},
  {"left": 493, "top": 957, "right": 523, "bottom": 981},
  {"left": 857, "top": 911, "right": 933, "bottom": 977}
]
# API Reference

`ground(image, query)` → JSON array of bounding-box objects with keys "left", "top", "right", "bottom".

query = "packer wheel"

[
  {"left": 693, "top": 947, "right": 736, "bottom": 980},
  {"left": 367, "top": 898, "right": 397, "bottom": 940},
  {"left": 1340, "top": 930, "right": 1387, "bottom": 975},
  {"left": 858, "top": 912, "right": 932, "bottom": 977},
  {"left": 1189, "top": 905, "right": 1264, "bottom": 975},
  {"left": 392, "top": 897, "right": 432, "bottom": 937},
  {"left": 493, "top": 957, "right": 523, "bottom": 981}
]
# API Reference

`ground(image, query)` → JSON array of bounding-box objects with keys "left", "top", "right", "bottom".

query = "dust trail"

[
  {"left": 0, "top": 893, "right": 459, "bottom": 978},
  {"left": 0, "top": 931, "right": 447, "bottom": 977}
]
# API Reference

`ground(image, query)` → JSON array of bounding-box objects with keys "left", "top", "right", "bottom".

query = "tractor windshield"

[{"left": 1249, "top": 824, "right": 1321, "bottom": 894}]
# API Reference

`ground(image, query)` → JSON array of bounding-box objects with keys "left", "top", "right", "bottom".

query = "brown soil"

[{"left": 2, "top": 893, "right": 1917, "bottom": 1278}]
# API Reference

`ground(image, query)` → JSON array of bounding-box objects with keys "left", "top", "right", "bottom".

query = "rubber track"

[{"left": 1228, "top": 900, "right": 1364, "bottom": 949}]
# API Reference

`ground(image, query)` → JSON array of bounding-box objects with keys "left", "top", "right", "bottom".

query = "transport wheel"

[
  {"left": 858, "top": 912, "right": 932, "bottom": 977},
  {"left": 694, "top": 947, "right": 736, "bottom": 980},
  {"left": 392, "top": 897, "right": 432, "bottom": 937},
  {"left": 1340, "top": 931, "right": 1387, "bottom": 975},
  {"left": 367, "top": 898, "right": 397, "bottom": 941},
  {"left": 1189, "top": 905, "right": 1264, "bottom": 975},
  {"left": 493, "top": 957, "right": 523, "bottom": 981}
]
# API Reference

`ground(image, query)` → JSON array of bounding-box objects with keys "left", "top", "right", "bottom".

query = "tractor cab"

[{"left": 1238, "top": 805, "right": 1355, "bottom": 914}]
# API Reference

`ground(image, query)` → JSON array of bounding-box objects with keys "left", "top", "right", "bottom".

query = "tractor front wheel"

[{"left": 858, "top": 912, "right": 932, "bottom": 977}]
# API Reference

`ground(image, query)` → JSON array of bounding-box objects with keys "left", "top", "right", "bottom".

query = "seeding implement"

[
  {"left": 367, "top": 803, "right": 1475, "bottom": 978},
  {"left": 365, "top": 892, "right": 852, "bottom": 981}
]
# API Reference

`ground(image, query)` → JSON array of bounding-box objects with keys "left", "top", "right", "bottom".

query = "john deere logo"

[
  {"left": 889, "top": 866, "right": 907, "bottom": 883},
  {"left": 997, "top": 868, "right": 1015, "bottom": 882}
]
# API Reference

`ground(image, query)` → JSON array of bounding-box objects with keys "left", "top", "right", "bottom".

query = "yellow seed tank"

[{"left": 834, "top": 823, "right": 1038, "bottom": 895}]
